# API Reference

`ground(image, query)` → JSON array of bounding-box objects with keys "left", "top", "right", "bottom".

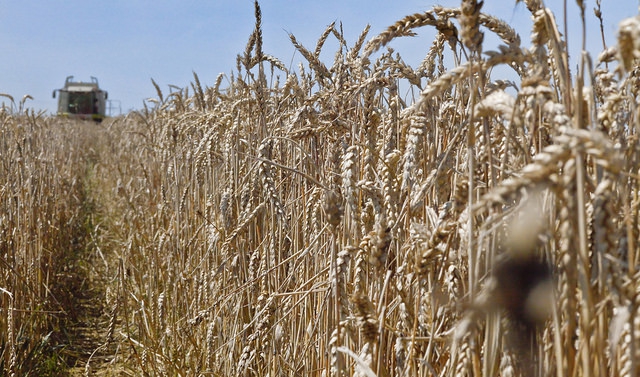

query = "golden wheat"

[{"left": 4, "top": 1, "right": 640, "bottom": 376}]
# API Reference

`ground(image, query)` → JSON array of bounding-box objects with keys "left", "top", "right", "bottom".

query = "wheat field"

[{"left": 2, "top": 1, "right": 640, "bottom": 376}]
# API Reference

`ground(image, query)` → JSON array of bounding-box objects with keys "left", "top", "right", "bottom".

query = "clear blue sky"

[{"left": 0, "top": 1, "right": 637, "bottom": 114}]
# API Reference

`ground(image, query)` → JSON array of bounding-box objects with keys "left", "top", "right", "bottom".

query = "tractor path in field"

[
  {"left": 63, "top": 256, "right": 121, "bottom": 376},
  {"left": 59, "top": 122, "right": 128, "bottom": 376}
]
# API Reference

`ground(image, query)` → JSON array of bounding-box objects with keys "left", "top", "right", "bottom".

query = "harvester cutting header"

[{"left": 53, "top": 76, "right": 108, "bottom": 122}]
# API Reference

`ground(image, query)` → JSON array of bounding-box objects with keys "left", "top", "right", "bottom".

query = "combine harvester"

[{"left": 53, "top": 76, "right": 108, "bottom": 122}]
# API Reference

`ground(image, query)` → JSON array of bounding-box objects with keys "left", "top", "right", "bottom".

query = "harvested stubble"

[{"left": 3, "top": 1, "right": 640, "bottom": 376}]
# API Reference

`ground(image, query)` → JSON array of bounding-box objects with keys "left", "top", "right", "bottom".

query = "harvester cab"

[{"left": 53, "top": 76, "right": 108, "bottom": 122}]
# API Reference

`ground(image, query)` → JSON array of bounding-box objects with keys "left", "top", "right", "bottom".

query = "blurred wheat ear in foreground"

[{"left": 2, "top": 0, "right": 640, "bottom": 376}]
